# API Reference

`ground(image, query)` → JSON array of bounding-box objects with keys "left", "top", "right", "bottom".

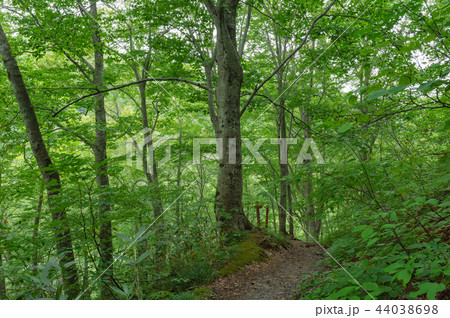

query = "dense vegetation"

[{"left": 0, "top": 0, "right": 448, "bottom": 300}]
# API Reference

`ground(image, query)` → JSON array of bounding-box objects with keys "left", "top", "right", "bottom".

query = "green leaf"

[
  {"left": 64, "top": 261, "right": 77, "bottom": 268},
  {"left": 389, "top": 211, "right": 398, "bottom": 222},
  {"left": 367, "top": 237, "right": 378, "bottom": 247},
  {"left": 363, "top": 282, "right": 379, "bottom": 291},
  {"left": 397, "top": 269, "right": 412, "bottom": 286},
  {"left": 384, "top": 262, "right": 404, "bottom": 274},
  {"left": 110, "top": 285, "right": 127, "bottom": 297},
  {"left": 348, "top": 95, "right": 357, "bottom": 106},
  {"left": 444, "top": 265, "right": 450, "bottom": 276},
  {"left": 410, "top": 282, "right": 446, "bottom": 300},
  {"left": 114, "top": 232, "right": 133, "bottom": 243},
  {"left": 361, "top": 227, "right": 374, "bottom": 239},
  {"left": 388, "top": 84, "right": 410, "bottom": 94},
  {"left": 327, "top": 286, "right": 358, "bottom": 299},
  {"left": 367, "top": 89, "right": 388, "bottom": 101},
  {"left": 399, "top": 76, "right": 412, "bottom": 85},
  {"left": 135, "top": 250, "right": 152, "bottom": 264},
  {"left": 338, "top": 123, "right": 353, "bottom": 133},
  {"left": 425, "top": 199, "right": 439, "bottom": 206},
  {"left": 352, "top": 225, "right": 367, "bottom": 232},
  {"left": 419, "top": 80, "right": 445, "bottom": 93}
]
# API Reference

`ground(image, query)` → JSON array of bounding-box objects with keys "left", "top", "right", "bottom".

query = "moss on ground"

[{"left": 218, "top": 229, "right": 290, "bottom": 276}]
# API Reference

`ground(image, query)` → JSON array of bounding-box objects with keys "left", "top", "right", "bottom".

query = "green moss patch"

[{"left": 218, "top": 231, "right": 269, "bottom": 276}]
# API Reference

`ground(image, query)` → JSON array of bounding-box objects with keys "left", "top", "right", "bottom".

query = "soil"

[{"left": 209, "top": 239, "right": 325, "bottom": 300}]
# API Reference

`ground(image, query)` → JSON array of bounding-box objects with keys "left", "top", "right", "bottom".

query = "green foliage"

[{"left": 0, "top": 0, "right": 448, "bottom": 301}]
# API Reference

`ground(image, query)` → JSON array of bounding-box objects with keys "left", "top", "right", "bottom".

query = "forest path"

[{"left": 209, "top": 240, "right": 324, "bottom": 300}]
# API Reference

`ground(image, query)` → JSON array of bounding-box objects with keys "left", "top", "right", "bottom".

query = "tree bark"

[
  {"left": 0, "top": 153, "right": 6, "bottom": 299},
  {"left": 0, "top": 22, "right": 80, "bottom": 299},
  {"left": 277, "top": 85, "right": 288, "bottom": 235},
  {"left": 300, "top": 108, "right": 320, "bottom": 241},
  {"left": 204, "top": 0, "right": 252, "bottom": 232},
  {"left": 288, "top": 184, "right": 294, "bottom": 236},
  {"left": 0, "top": 253, "right": 5, "bottom": 300},
  {"left": 32, "top": 182, "right": 44, "bottom": 271},
  {"left": 89, "top": 2, "right": 113, "bottom": 299}
]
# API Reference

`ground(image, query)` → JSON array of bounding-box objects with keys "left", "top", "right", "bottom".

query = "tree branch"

[
  {"left": 54, "top": 122, "right": 95, "bottom": 149},
  {"left": 241, "top": 0, "right": 336, "bottom": 116},
  {"left": 52, "top": 77, "right": 212, "bottom": 117}
]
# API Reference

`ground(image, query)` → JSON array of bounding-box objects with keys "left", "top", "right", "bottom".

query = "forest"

[{"left": 0, "top": 0, "right": 448, "bottom": 300}]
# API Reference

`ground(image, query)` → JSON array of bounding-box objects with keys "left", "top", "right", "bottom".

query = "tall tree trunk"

[
  {"left": 89, "top": 2, "right": 113, "bottom": 299},
  {"left": 277, "top": 80, "right": 288, "bottom": 235},
  {"left": 300, "top": 108, "right": 320, "bottom": 241},
  {"left": 0, "top": 23, "right": 80, "bottom": 299},
  {"left": 175, "top": 112, "right": 183, "bottom": 225},
  {"left": 137, "top": 81, "right": 165, "bottom": 275},
  {"left": 204, "top": 0, "right": 252, "bottom": 232},
  {"left": 137, "top": 82, "right": 163, "bottom": 218}
]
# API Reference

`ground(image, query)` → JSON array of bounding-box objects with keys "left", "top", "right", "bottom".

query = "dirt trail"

[{"left": 210, "top": 240, "right": 324, "bottom": 300}]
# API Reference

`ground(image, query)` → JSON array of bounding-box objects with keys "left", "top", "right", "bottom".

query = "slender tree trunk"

[
  {"left": 137, "top": 83, "right": 163, "bottom": 218},
  {"left": 359, "top": 62, "right": 376, "bottom": 162},
  {"left": 300, "top": 108, "right": 320, "bottom": 241},
  {"left": 89, "top": 2, "right": 113, "bottom": 299},
  {"left": 0, "top": 153, "right": 6, "bottom": 299},
  {"left": 277, "top": 80, "right": 288, "bottom": 235},
  {"left": 204, "top": 0, "right": 252, "bottom": 232},
  {"left": 0, "top": 23, "right": 80, "bottom": 298},
  {"left": 288, "top": 184, "right": 294, "bottom": 236},
  {"left": 137, "top": 81, "right": 165, "bottom": 275},
  {"left": 0, "top": 253, "right": 5, "bottom": 300},
  {"left": 32, "top": 183, "right": 44, "bottom": 271},
  {"left": 175, "top": 113, "right": 183, "bottom": 225}
]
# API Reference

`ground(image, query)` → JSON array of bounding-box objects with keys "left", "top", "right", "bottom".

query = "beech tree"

[{"left": 0, "top": 22, "right": 80, "bottom": 299}]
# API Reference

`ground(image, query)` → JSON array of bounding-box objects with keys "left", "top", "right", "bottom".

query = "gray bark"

[
  {"left": 277, "top": 80, "right": 288, "bottom": 235},
  {"left": 204, "top": 0, "right": 252, "bottom": 232},
  {"left": 300, "top": 107, "right": 320, "bottom": 241},
  {"left": 0, "top": 22, "right": 80, "bottom": 298},
  {"left": 32, "top": 183, "right": 44, "bottom": 271},
  {"left": 89, "top": 2, "right": 113, "bottom": 299}
]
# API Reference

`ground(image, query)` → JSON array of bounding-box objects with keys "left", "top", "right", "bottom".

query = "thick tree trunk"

[
  {"left": 205, "top": 0, "right": 252, "bottom": 232},
  {"left": 0, "top": 23, "right": 80, "bottom": 298},
  {"left": 90, "top": 2, "right": 113, "bottom": 299}
]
